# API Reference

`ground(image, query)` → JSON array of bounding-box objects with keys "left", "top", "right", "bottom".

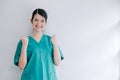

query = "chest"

[{"left": 26, "top": 38, "right": 53, "bottom": 59}]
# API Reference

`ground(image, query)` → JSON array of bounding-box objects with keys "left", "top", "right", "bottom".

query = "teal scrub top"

[{"left": 14, "top": 34, "right": 64, "bottom": 80}]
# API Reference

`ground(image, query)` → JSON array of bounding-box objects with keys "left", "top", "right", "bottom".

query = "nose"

[{"left": 37, "top": 22, "right": 42, "bottom": 26}]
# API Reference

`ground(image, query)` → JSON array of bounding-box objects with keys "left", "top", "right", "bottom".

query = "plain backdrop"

[{"left": 0, "top": 0, "right": 120, "bottom": 80}]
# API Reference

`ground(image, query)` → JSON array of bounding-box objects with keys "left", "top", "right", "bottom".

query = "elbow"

[
  {"left": 55, "top": 63, "right": 60, "bottom": 66},
  {"left": 54, "top": 61, "right": 60, "bottom": 66},
  {"left": 19, "top": 65, "right": 25, "bottom": 70},
  {"left": 18, "top": 62, "right": 26, "bottom": 70},
  {"left": 54, "top": 57, "right": 61, "bottom": 66}
]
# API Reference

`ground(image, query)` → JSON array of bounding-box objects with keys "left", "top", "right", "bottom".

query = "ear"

[
  {"left": 44, "top": 22, "right": 47, "bottom": 26},
  {"left": 45, "top": 21, "right": 47, "bottom": 24},
  {"left": 30, "top": 19, "right": 33, "bottom": 24}
]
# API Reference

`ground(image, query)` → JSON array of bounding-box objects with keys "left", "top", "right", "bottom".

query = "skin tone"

[{"left": 18, "top": 13, "right": 61, "bottom": 70}]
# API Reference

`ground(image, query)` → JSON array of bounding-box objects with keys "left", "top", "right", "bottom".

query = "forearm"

[
  {"left": 53, "top": 46, "right": 61, "bottom": 66},
  {"left": 18, "top": 45, "right": 27, "bottom": 70}
]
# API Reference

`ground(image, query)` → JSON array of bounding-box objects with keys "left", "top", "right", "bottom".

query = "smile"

[{"left": 35, "top": 25, "right": 43, "bottom": 28}]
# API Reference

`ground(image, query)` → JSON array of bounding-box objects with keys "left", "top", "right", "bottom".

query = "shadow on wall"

[
  {"left": 119, "top": 50, "right": 120, "bottom": 80},
  {"left": 115, "top": 21, "right": 120, "bottom": 80},
  {"left": 119, "top": 21, "right": 120, "bottom": 80}
]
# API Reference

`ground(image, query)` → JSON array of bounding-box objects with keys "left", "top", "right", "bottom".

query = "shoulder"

[
  {"left": 15, "top": 39, "right": 22, "bottom": 48},
  {"left": 44, "top": 34, "right": 52, "bottom": 39},
  {"left": 16, "top": 38, "right": 22, "bottom": 44},
  {"left": 43, "top": 34, "right": 53, "bottom": 43}
]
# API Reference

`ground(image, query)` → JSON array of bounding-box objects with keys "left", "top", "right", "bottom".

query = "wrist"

[
  {"left": 22, "top": 44, "right": 28, "bottom": 48},
  {"left": 53, "top": 44, "right": 59, "bottom": 48}
]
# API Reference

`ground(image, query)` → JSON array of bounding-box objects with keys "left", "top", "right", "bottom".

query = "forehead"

[{"left": 34, "top": 14, "right": 45, "bottom": 20}]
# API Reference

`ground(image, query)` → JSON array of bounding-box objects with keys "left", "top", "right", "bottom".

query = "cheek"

[
  {"left": 32, "top": 22, "right": 37, "bottom": 25},
  {"left": 43, "top": 23, "right": 46, "bottom": 26}
]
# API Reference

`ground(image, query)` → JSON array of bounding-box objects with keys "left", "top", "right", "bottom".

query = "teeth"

[{"left": 35, "top": 25, "right": 43, "bottom": 28}]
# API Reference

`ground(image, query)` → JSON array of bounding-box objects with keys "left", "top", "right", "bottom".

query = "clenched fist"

[
  {"left": 51, "top": 34, "right": 58, "bottom": 47},
  {"left": 21, "top": 36, "right": 29, "bottom": 47}
]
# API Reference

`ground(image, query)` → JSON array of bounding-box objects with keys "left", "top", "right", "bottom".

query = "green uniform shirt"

[{"left": 14, "top": 34, "right": 64, "bottom": 80}]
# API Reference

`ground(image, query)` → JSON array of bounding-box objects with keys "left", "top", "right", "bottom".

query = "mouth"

[{"left": 35, "top": 25, "right": 43, "bottom": 29}]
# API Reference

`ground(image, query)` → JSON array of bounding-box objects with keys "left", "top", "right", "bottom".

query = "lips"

[{"left": 35, "top": 25, "right": 43, "bottom": 28}]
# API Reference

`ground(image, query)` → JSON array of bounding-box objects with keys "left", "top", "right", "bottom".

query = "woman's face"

[{"left": 31, "top": 13, "right": 46, "bottom": 32}]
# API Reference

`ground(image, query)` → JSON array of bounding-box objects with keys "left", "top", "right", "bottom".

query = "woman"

[{"left": 14, "top": 8, "right": 64, "bottom": 80}]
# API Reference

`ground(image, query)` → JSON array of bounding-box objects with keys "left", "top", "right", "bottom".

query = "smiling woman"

[{"left": 14, "top": 8, "right": 64, "bottom": 80}]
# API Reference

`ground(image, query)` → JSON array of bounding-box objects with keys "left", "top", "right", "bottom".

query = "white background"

[{"left": 0, "top": 0, "right": 120, "bottom": 80}]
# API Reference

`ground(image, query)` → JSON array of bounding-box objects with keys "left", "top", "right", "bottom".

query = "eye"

[
  {"left": 34, "top": 19, "right": 38, "bottom": 21},
  {"left": 41, "top": 20, "right": 44, "bottom": 22}
]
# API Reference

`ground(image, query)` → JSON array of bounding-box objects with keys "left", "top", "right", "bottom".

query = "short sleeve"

[
  {"left": 58, "top": 46, "right": 64, "bottom": 60},
  {"left": 51, "top": 46, "right": 64, "bottom": 61},
  {"left": 48, "top": 36, "right": 64, "bottom": 61},
  {"left": 14, "top": 40, "right": 22, "bottom": 66}
]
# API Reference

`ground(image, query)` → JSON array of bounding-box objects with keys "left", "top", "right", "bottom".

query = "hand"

[
  {"left": 51, "top": 34, "right": 58, "bottom": 47},
  {"left": 21, "top": 36, "right": 29, "bottom": 47}
]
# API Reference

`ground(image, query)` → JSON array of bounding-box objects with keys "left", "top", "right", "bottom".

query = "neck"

[{"left": 31, "top": 30, "right": 43, "bottom": 38}]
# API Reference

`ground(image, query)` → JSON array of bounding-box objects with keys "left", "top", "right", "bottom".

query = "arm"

[
  {"left": 18, "top": 36, "right": 28, "bottom": 70},
  {"left": 51, "top": 35, "right": 61, "bottom": 66}
]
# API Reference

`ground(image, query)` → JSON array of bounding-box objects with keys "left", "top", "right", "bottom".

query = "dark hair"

[{"left": 31, "top": 8, "right": 48, "bottom": 22}]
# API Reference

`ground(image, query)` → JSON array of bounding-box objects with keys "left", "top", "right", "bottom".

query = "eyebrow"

[{"left": 34, "top": 17, "right": 45, "bottom": 20}]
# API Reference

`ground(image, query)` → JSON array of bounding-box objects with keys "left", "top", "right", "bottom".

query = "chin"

[
  {"left": 33, "top": 27, "right": 44, "bottom": 32},
  {"left": 36, "top": 29, "right": 43, "bottom": 32}
]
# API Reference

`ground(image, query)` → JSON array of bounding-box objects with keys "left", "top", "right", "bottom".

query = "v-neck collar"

[{"left": 28, "top": 34, "right": 44, "bottom": 44}]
